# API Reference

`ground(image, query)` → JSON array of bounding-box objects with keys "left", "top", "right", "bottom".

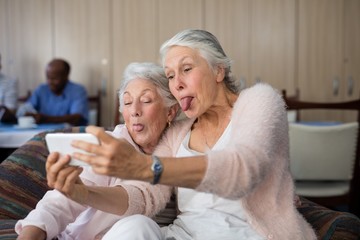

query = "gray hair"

[
  {"left": 160, "top": 29, "right": 240, "bottom": 94},
  {"left": 118, "top": 62, "right": 178, "bottom": 112}
]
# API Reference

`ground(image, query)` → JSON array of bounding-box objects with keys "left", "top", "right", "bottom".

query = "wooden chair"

[
  {"left": 114, "top": 91, "right": 125, "bottom": 126},
  {"left": 88, "top": 90, "right": 102, "bottom": 126},
  {"left": 282, "top": 90, "right": 360, "bottom": 217},
  {"left": 281, "top": 89, "right": 300, "bottom": 122},
  {"left": 17, "top": 90, "right": 31, "bottom": 103}
]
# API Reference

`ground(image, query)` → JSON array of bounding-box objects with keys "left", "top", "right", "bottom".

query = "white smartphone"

[{"left": 45, "top": 133, "right": 99, "bottom": 166}]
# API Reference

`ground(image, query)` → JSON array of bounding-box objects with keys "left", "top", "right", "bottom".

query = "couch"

[{"left": 0, "top": 127, "right": 359, "bottom": 239}]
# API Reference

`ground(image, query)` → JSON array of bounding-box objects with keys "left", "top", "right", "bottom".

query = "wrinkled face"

[
  {"left": 122, "top": 78, "right": 170, "bottom": 153},
  {"left": 164, "top": 46, "right": 219, "bottom": 119},
  {"left": 46, "top": 62, "right": 68, "bottom": 95}
]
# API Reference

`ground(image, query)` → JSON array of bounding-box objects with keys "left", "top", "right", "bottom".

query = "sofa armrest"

[
  {"left": 298, "top": 196, "right": 360, "bottom": 239},
  {"left": 0, "top": 127, "right": 85, "bottom": 220}
]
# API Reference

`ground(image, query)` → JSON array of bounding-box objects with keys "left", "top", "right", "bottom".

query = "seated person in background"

[
  {"left": 16, "top": 58, "right": 89, "bottom": 126},
  {"left": 0, "top": 52, "right": 18, "bottom": 123},
  {"left": 15, "top": 62, "right": 179, "bottom": 240}
]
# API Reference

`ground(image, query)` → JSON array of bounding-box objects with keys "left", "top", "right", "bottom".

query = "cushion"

[
  {"left": 298, "top": 197, "right": 360, "bottom": 239},
  {"left": 0, "top": 127, "right": 85, "bottom": 238},
  {"left": 0, "top": 220, "right": 18, "bottom": 239}
]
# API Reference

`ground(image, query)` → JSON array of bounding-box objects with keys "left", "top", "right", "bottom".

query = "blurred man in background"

[{"left": 17, "top": 58, "right": 89, "bottom": 126}]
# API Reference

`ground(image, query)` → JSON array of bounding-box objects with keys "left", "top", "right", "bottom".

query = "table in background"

[{"left": 0, "top": 123, "right": 69, "bottom": 162}]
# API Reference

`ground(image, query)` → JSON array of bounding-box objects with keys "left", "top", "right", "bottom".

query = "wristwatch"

[{"left": 151, "top": 155, "right": 163, "bottom": 185}]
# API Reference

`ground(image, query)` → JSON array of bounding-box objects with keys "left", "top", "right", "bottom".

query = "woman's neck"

[
  {"left": 140, "top": 145, "right": 155, "bottom": 155},
  {"left": 190, "top": 86, "right": 237, "bottom": 151},
  {"left": 199, "top": 86, "right": 237, "bottom": 125}
]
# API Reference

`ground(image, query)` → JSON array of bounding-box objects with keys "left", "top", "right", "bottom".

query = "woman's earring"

[{"left": 167, "top": 120, "right": 171, "bottom": 128}]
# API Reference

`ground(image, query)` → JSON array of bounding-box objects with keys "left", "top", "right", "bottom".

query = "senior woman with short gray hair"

[{"left": 15, "top": 62, "right": 179, "bottom": 240}]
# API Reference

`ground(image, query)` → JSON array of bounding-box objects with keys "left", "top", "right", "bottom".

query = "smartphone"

[{"left": 45, "top": 133, "right": 99, "bottom": 166}]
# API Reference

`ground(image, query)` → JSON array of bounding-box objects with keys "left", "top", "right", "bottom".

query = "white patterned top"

[{"left": 0, "top": 72, "right": 18, "bottom": 110}]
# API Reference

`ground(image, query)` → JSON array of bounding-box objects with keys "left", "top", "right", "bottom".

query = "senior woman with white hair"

[
  {"left": 73, "top": 29, "right": 316, "bottom": 240},
  {"left": 15, "top": 62, "right": 179, "bottom": 240}
]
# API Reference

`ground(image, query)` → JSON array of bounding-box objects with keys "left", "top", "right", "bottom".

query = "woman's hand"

[
  {"left": 71, "top": 126, "right": 151, "bottom": 181},
  {"left": 46, "top": 152, "right": 88, "bottom": 203},
  {"left": 16, "top": 225, "right": 46, "bottom": 240}
]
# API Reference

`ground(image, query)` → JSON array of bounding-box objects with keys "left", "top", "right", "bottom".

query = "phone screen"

[{"left": 45, "top": 133, "right": 99, "bottom": 166}]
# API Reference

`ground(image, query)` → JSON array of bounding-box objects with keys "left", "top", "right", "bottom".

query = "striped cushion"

[
  {"left": 298, "top": 197, "right": 360, "bottom": 239},
  {"left": 0, "top": 127, "right": 85, "bottom": 238},
  {"left": 0, "top": 220, "right": 18, "bottom": 239}
]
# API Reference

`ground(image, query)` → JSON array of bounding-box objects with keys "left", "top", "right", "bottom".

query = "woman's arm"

[
  {"left": 17, "top": 226, "right": 46, "bottom": 240},
  {"left": 82, "top": 185, "right": 128, "bottom": 215},
  {"left": 46, "top": 152, "right": 130, "bottom": 215},
  {"left": 73, "top": 124, "right": 207, "bottom": 189},
  {"left": 143, "top": 154, "right": 207, "bottom": 189}
]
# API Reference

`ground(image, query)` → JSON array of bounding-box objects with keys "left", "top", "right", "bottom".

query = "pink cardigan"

[{"left": 154, "top": 83, "right": 317, "bottom": 239}]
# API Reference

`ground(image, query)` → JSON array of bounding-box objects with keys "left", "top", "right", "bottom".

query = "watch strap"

[{"left": 151, "top": 155, "right": 163, "bottom": 185}]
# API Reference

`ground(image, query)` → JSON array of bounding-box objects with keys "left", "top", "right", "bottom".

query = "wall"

[{"left": 0, "top": 0, "right": 358, "bottom": 125}]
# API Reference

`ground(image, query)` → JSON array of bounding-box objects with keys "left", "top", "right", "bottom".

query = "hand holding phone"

[{"left": 45, "top": 133, "right": 99, "bottom": 166}]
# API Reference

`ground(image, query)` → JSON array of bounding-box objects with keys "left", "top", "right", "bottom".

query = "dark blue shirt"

[{"left": 29, "top": 81, "right": 89, "bottom": 125}]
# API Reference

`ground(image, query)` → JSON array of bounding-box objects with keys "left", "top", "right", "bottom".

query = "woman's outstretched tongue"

[{"left": 180, "top": 97, "right": 193, "bottom": 111}]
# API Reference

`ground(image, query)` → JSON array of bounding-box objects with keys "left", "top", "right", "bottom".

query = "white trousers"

[{"left": 101, "top": 214, "right": 163, "bottom": 240}]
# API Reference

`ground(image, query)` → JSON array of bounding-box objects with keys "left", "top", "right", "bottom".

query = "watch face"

[{"left": 153, "top": 163, "right": 163, "bottom": 173}]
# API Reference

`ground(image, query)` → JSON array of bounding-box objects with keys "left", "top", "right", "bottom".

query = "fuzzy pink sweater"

[{"left": 154, "top": 83, "right": 317, "bottom": 239}]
